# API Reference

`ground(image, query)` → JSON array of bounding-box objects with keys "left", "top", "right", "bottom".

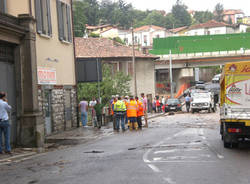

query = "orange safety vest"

[
  {"left": 111, "top": 101, "right": 116, "bottom": 115},
  {"left": 137, "top": 100, "right": 144, "bottom": 117},
  {"left": 126, "top": 100, "right": 138, "bottom": 118}
]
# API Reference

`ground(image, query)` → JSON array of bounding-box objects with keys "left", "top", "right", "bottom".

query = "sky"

[{"left": 124, "top": 0, "right": 250, "bottom": 15}]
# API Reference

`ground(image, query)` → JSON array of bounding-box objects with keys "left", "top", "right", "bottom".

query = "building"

[
  {"left": 85, "top": 24, "right": 113, "bottom": 36},
  {"left": 0, "top": 0, "right": 77, "bottom": 147},
  {"left": 223, "top": 9, "right": 244, "bottom": 24},
  {"left": 185, "top": 20, "right": 234, "bottom": 36},
  {"left": 168, "top": 26, "right": 189, "bottom": 36},
  {"left": 75, "top": 37, "right": 158, "bottom": 99}
]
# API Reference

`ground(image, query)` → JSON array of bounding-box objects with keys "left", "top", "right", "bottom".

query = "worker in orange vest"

[
  {"left": 135, "top": 96, "right": 144, "bottom": 129},
  {"left": 126, "top": 96, "right": 138, "bottom": 131},
  {"left": 110, "top": 95, "right": 117, "bottom": 130}
]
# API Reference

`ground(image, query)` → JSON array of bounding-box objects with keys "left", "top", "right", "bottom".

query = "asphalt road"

[{"left": 1, "top": 111, "right": 250, "bottom": 184}]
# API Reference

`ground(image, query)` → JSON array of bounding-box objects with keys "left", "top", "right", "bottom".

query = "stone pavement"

[{"left": 0, "top": 112, "right": 163, "bottom": 165}]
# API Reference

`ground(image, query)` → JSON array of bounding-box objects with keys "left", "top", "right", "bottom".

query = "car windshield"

[
  {"left": 167, "top": 99, "right": 179, "bottom": 104},
  {"left": 192, "top": 93, "right": 210, "bottom": 98}
]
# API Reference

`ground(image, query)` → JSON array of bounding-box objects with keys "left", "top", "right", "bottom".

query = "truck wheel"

[{"left": 191, "top": 109, "right": 194, "bottom": 114}]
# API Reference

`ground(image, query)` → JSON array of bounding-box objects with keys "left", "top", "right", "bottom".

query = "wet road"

[{"left": 1, "top": 111, "right": 250, "bottom": 184}]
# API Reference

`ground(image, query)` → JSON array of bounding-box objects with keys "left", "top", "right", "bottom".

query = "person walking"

[
  {"left": 185, "top": 93, "right": 191, "bottom": 113},
  {"left": 111, "top": 97, "right": 117, "bottom": 130},
  {"left": 126, "top": 96, "right": 138, "bottom": 131},
  {"left": 0, "top": 92, "right": 12, "bottom": 154},
  {"left": 114, "top": 96, "right": 126, "bottom": 132},
  {"left": 89, "top": 97, "right": 97, "bottom": 126},
  {"left": 79, "top": 98, "right": 88, "bottom": 126},
  {"left": 156, "top": 97, "right": 161, "bottom": 113},
  {"left": 136, "top": 97, "right": 144, "bottom": 129},
  {"left": 141, "top": 93, "right": 148, "bottom": 128},
  {"left": 94, "top": 99, "right": 104, "bottom": 129}
]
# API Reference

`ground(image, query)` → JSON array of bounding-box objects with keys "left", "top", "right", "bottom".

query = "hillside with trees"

[{"left": 73, "top": 0, "right": 224, "bottom": 37}]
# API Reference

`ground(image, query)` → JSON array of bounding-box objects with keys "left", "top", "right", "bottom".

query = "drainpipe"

[
  {"left": 29, "top": 0, "right": 32, "bottom": 16},
  {"left": 70, "top": 0, "right": 80, "bottom": 127}
]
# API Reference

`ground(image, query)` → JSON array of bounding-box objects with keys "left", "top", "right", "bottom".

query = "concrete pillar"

[
  {"left": 18, "top": 14, "right": 44, "bottom": 149},
  {"left": 195, "top": 68, "right": 200, "bottom": 82}
]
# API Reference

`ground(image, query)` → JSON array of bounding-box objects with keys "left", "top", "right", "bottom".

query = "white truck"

[{"left": 190, "top": 90, "right": 215, "bottom": 113}]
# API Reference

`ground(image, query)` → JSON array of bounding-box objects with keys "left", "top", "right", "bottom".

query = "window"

[
  {"left": 56, "top": 0, "right": 72, "bottom": 42},
  {"left": 35, "top": 0, "right": 52, "bottom": 36},
  {"left": 0, "top": 0, "right": 6, "bottom": 13},
  {"left": 144, "top": 35, "right": 147, "bottom": 44}
]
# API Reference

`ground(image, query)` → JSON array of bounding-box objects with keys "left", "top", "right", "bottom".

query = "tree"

[
  {"left": 165, "top": 13, "right": 175, "bottom": 29},
  {"left": 140, "top": 11, "right": 166, "bottom": 27},
  {"left": 246, "top": 27, "right": 250, "bottom": 33},
  {"left": 73, "top": 1, "right": 87, "bottom": 37},
  {"left": 193, "top": 11, "right": 214, "bottom": 24},
  {"left": 78, "top": 64, "right": 131, "bottom": 105},
  {"left": 171, "top": 0, "right": 192, "bottom": 28},
  {"left": 214, "top": 3, "right": 224, "bottom": 22}
]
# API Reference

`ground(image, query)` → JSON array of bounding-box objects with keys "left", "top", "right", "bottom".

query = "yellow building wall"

[
  {"left": 6, "top": 0, "right": 76, "bottom": 86},
  {"left": 6, "top": 0, "right": 29, "bottom": 16},
  {"left": 35, "top": 0, "right": 75, "bottom": 85}
]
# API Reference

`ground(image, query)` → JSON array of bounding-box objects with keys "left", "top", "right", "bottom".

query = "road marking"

[
  {"left": 163, "top": 177, "right": 176, "bottom": 184},
  {"left": 147, "top": 164, "right": 162, "bottom": 173},
  {"left": 154, "top": 148, "right": 203, "bottom": 154}
]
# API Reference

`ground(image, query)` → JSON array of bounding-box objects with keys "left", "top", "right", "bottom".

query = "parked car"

[
  {"left": 212, "top": 74, "right": 221, "bottom": 83},
  {"left": 165, "top": 98, "right": 182, "bottom": 112}
]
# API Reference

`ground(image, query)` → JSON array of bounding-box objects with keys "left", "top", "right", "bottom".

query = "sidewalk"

[{"left": 0, "top": 112, "right": 163, "bottom": 165}]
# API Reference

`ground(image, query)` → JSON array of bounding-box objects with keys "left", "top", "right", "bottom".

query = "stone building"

[
  {"left": 0, "top": 0, "right": 77, "bottom": 148},
  {"left": 75, "top": 37, "right": 158, "bottom": 99}
]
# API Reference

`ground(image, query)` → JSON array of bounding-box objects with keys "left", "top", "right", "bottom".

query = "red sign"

[{"left": 37, "top": 67, "right": 57, "bottom": 84}]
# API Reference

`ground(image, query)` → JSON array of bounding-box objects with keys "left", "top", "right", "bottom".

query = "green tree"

[
  {"left": 78, "top": 64, "right": 131, "bottom": 105},
  {"left": 165, "top": 13, "right": 175, "bottom": 29},
  {"left": 142, "top": 11, "right": 166, "bottom": 27},
  {"left": 73, "top": 1, "right": 87, "bottom": 37},
  {"left": 171, "top": 0, "right": 192, "bottom": 27},
  {"left": 246, "top": 27, "right": 250, "bottom": 33},
  {"left": 193, "top": 11, "right": 214, "bottom": 24},
  {"left": 214, "top": 3, "right": 224, "bottom": 22}
]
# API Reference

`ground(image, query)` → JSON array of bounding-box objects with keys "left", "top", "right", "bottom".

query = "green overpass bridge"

[{"left": 150, "top": 33, "right": 250, "bottom": 69}]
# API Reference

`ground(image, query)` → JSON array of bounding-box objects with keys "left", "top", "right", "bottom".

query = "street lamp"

[{"left": 130, "top": 27, "right": 137, "bottom": 97}]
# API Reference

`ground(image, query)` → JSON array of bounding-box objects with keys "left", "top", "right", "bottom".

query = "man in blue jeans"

[
  {"left": 0, "top": 92, "right": 12, "bottom": 154},
  {"left": 79, "top": 98, "right": 88, "bottom": 126},
  {"left": 114, "top": 96, "right": 126, "bottom": 132}
]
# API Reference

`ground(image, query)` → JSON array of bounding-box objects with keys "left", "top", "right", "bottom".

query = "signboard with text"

[{"left": 37, "top": 67, "right": 57, "bottom": 84}]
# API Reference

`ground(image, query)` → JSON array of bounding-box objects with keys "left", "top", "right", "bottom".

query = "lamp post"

[
  {"left": 131, "top": 27, "right": 137, "bottom": 97},
  {"left": 169, "top": 50, "right": 173, "bottom": 98}
]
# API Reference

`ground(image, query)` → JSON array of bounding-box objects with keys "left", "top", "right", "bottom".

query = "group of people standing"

[
  {"left": 79, "top": 97, "right": 105, "bottom": 129},
  {"left": 78, "top": 93, "right": 148, "bottom": 132},
  {"left": 152, "top": 96, "right": 166, "bottom": 113},
  {"left": 110, "top": 93, "right": 148, "bottom": 132}
]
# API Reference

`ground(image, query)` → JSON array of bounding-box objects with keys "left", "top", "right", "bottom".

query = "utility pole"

[
  {"left": 131, "top": 27, "right": 137, "bottom": 97},
  {"left": 169, "top": 50, "right": 173, "bottom": 98},
  {"left": 96, "top": 58, "right": 101, "bottom": 102}
]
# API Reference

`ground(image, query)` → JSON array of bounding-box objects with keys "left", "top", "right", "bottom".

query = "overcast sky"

[{"left": 124, "top": 0, "right": 250, "bottom": 15}]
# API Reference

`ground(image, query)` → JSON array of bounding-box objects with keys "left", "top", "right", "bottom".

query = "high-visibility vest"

[
  {"left": 114, "top": 100, "right": 126, "bottom": 112},
  {"left": 111, "top": 101, "right": 116, "bottom": 115},
  {"left": 126, "top": 100, "right": 138, "bottom": 117},
  {"left": 137, "top": 100, "right": 144, "bottom": 117}
]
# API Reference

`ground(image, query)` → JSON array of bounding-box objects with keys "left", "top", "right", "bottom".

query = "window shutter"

[
  {"left": 66, "top": 5, "right": 72, "bottom": 43},
  {"left": 46, "top": 0, "right": 52, "bottom": 36},
  {"left": 0, "top": 0, "right": 6, "bottom": 13},
  {"left": 56, "top": 0, "right": 64, "bottom": 41},
  {"left": 35, "top": 0, "right": 43, "bottom": 34}
]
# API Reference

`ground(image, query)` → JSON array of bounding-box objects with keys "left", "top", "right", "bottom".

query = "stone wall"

[{"left": 38, "top": 85, "right": 78, "bottom": 136}]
